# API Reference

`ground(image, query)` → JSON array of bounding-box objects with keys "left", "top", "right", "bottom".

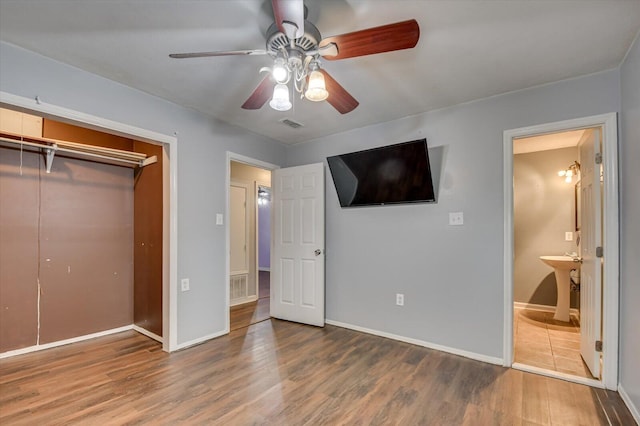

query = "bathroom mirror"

[{"left": 575, "top": 179, "right": 581, "bottom": 231}]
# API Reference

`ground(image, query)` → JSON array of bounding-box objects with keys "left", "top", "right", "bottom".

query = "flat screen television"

[{"left": 327, "top": 138, "right": 435, "bottom": 207}]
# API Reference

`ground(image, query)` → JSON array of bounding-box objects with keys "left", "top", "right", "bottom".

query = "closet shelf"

[{"left": 0, "top": 130, "right": 157, "bottom": 173}]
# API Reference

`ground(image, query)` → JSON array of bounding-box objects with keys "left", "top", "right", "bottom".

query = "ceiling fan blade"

[
  {"left": 272, "top": 0, "right": 304, "bottom": 39},
  {"left": 320, "top": 69, "right": 359, "bottom": 114},
  {"left": 241, "top": 75, "right": 275, "bottom": 110},
  {"left": 169, "top": 49, "right": 268, "bottom": 59},
  {"left": 319, "top": 19, "right": 419, "bottom": 61}
]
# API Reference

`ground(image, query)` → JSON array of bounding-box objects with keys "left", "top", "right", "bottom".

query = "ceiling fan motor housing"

[{"left": 266, "top": 21, "right": 321, "bottom": 56}]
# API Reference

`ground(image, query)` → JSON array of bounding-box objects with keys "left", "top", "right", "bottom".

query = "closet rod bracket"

[{"left": 45, "top": 145, "right": 57, "bottom": 174}]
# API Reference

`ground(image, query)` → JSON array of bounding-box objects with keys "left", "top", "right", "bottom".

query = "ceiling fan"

[{"left": 169, "top": 0, "right": 420, "bottom": 114}]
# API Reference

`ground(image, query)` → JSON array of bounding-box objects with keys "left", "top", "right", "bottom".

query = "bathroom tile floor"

[{"left": 514, "top": 307, "right": 595, "bottom": 379}]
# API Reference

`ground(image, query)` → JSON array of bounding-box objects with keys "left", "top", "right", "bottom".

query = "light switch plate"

[
  {"left": 216, "top": 213, "right": 223, "bottom": 225},
  {"left": 449, "top": 212, "right": 464, "bottom": 226},
  {"left": 565, "top": 231, "right": 573, "bottom": 241}
]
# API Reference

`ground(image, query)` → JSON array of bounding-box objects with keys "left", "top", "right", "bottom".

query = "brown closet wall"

[
  {"left": 0, "top": 148, "right": 40, "bottom": 352},
  {"left": 0, "top": 117, "right": 163, "bottom": 353},
  {"left": 132, "top": 141, "right": 163, "bottom": 337}
]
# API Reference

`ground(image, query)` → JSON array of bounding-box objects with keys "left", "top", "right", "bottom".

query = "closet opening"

[{"left": 0, "top": 104, "right": 175, "bottom": 356}]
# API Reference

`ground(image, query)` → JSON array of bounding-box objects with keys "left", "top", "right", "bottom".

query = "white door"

[
  {"left": 578, "top": 129, "right": 602, "bottom": 379},
  {"left": 271, "top": 163, "right": 325, "bottom": 326}
]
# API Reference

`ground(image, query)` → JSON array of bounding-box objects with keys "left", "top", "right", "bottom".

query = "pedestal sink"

[{"left": 539, "top": 255, "right": 581, "bottom": 322}]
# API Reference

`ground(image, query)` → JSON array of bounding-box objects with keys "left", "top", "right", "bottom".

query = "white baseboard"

[
  {"left": 325, "top": 319, "right": 503, "bottom": 366},
  {"left": 618, "top": 384, "right": 640, "bottom": 425},
  {"left": 230, "top": 295, "right": 258, "bottom": 307},
  {"left": 175, "top": 329, "right": 228, "bottom": 351},
  {"left": 132, "top": 325, "right": 163, "bottom": 343},
  {"left": 258, "top": 267, "right": 271, "bottom": 272},
  {"left": 514, "top": 301, "right": 579, "bottom": 316},
  {"left": 0, "top": 325, "right": 133, "bottom": 359},
  {"left": 512, "top": 362, "right": 604, "bottom": 388}
]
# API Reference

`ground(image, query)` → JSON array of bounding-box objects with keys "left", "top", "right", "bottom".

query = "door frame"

[
  {"left": 0, "top": 91, "right": 179, "bottom": 352},
  {"left": 225, "top": 152, "right": 279, "bottom": 333},
  {"left": 503, "top": 113, "right": 619, "bottom": 390}
]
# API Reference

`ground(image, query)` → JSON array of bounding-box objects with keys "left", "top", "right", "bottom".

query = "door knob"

[{"left": 314, "top": 249, "right": 322, "bottom": 256}]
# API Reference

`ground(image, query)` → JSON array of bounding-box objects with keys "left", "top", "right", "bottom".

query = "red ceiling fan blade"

[
  {"left": 319, "top": 19, "right": 419, "bottom": 61},
  {"left": 241, "top": 75, "right": 275, "bottom": 110},
  {"left": 169, "top": 50, "right": 268, "bottom": 59},
  {"left": 320, "top": 69, "right": 359, "bottom": 114},
  {"left": 272, "top": 0, "right": 304, "bottom": 39}
]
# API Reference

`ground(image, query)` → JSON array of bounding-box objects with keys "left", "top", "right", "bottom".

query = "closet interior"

[{"left": 0, "top": 107, "right": 165, "bottom": 354}]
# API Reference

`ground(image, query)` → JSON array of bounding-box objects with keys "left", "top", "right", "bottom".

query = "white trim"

[
  {"left": 0, "top": 91, "right": 179, "bottom": 353},
  {"left": 503, "top": 112, "right": 619, "bottom": 390},
  {"left": 512, "top": 362, "right": 604, "bottom": 388},
  {"left": 514, "top": 302, "right": 579, "bottom": 316},
  {"left": 618, "top": 385, "right": 640, "bottom": 425},
  {"left": 226, "top": 152, "right": 279, "bottom": 335},
  {"left": 132, "top": 325, "right": 163, "bottom": 343},
  {"left": 254, "top": 183, "right": 260, "bottom": 301},
  {"left": 503, "top": 128, "right": 514, "bottom": 368},
  {"left": 0, "top": 325, "right": 132, "bottom": 359},
  {"left": 258, "top": 267, "right": 271, "bottom": 272},
  {"left": 174, "top": 329, "right": 228, "bottom": 351},
  {"left": 326, "top": 319, "right": 503, "bottom": 366},
  {"left": 230, "top": 295, "right": 259, "bottom": 307}
]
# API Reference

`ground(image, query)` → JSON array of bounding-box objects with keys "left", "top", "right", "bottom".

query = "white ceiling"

[{"left": 1, "top": 1, "right": 639, "bottom": 145}]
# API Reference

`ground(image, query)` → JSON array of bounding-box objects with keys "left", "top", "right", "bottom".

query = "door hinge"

[
  {"left": 596, "top": 246, "right": 603, "bottom": 258},
  {"left": 595, "top": 340, "right": 603, "bottom": 352},
  {"left": 595, "top": 153, "right": 602, "bottom": 164}
]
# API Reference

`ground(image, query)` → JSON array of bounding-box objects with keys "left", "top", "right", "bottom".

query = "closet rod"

[{"left": 0, "top": 133, "right": 157, "bottom": 173}]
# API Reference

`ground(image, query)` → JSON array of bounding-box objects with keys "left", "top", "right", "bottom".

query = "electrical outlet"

[
  {"left": 216, "top": 214, "right": 223, "bottom": 225},
  {"left": 396, "top": 293, "right": 404, "bottom": 306},
  {"left": 449, "top": 212, "right": 464, "bottom": 226},
  {"left": 181, "top": 278, "right": 190, "bottom": 292},
  {"left": 565, "top": 231, "right": 573, "bottom": 241}
]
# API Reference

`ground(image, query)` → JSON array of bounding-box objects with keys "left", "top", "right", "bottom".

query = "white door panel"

[
  {"left": 229, "top": 184, "right": 248, "bottom": 274},
  {"left": 578, "top": 129, "right": 602, "bottom": 379},
  {"left": 271, "top": 163, "right": 325, "bottom": 326}
]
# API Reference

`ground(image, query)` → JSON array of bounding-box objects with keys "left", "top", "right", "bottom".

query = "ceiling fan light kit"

[
  {"left": 305, "top": 70, "right": 329, "bottom": 102},
  {"left": 169, "top": 0, "right": 420, "bottom": 115},
  {"left": 269, "top": 83, "right": 293, "bottom": 111}
]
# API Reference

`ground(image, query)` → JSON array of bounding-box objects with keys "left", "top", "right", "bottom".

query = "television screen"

[{"left": 327, "top": 139, "right": 435, "bottom": 207}]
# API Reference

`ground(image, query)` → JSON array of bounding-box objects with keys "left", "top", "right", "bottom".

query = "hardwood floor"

[
  {"left": 1, "top": 319, "right": 634, "bottom": 425},
  {"left": 230, "top": 271, "right": 270, "bottom": 331}
]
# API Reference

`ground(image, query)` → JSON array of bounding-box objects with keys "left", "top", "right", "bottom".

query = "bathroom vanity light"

[{"left": 558, "top": 161, "right": 581, "bottom": 183}]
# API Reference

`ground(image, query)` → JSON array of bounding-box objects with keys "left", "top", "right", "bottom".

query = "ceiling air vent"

[{"left": 280, "top": 118, "right": 304, "bottom": 129}]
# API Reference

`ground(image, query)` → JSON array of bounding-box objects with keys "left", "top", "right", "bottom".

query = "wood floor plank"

[{"left": 0, "top": 320, "right": 635, "bottom": 425}]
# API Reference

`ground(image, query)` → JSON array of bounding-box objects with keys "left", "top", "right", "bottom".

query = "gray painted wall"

[
  {"left": 286, "top": 70, "right": 620, "bottom": 359},
  {"left": 620, "top": 34, "right": 640, "bottom": 415},
  {"left": 0, "top": 41, "right": 286, "bottom": 345},
  {"left": 513, "top": 147, "right": 579, "bottom": 308}
]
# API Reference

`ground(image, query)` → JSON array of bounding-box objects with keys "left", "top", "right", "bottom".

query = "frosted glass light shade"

[
  {"left": 305, "top": 70, "right": 329, "bottom": 101},
  {"left": 269, "top": 84, "right": 292, "bottom": 111}
]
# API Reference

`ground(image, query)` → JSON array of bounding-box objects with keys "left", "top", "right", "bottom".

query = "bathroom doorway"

[{"left": 503, "top": 113, "right": 619, "bottom": 390}]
